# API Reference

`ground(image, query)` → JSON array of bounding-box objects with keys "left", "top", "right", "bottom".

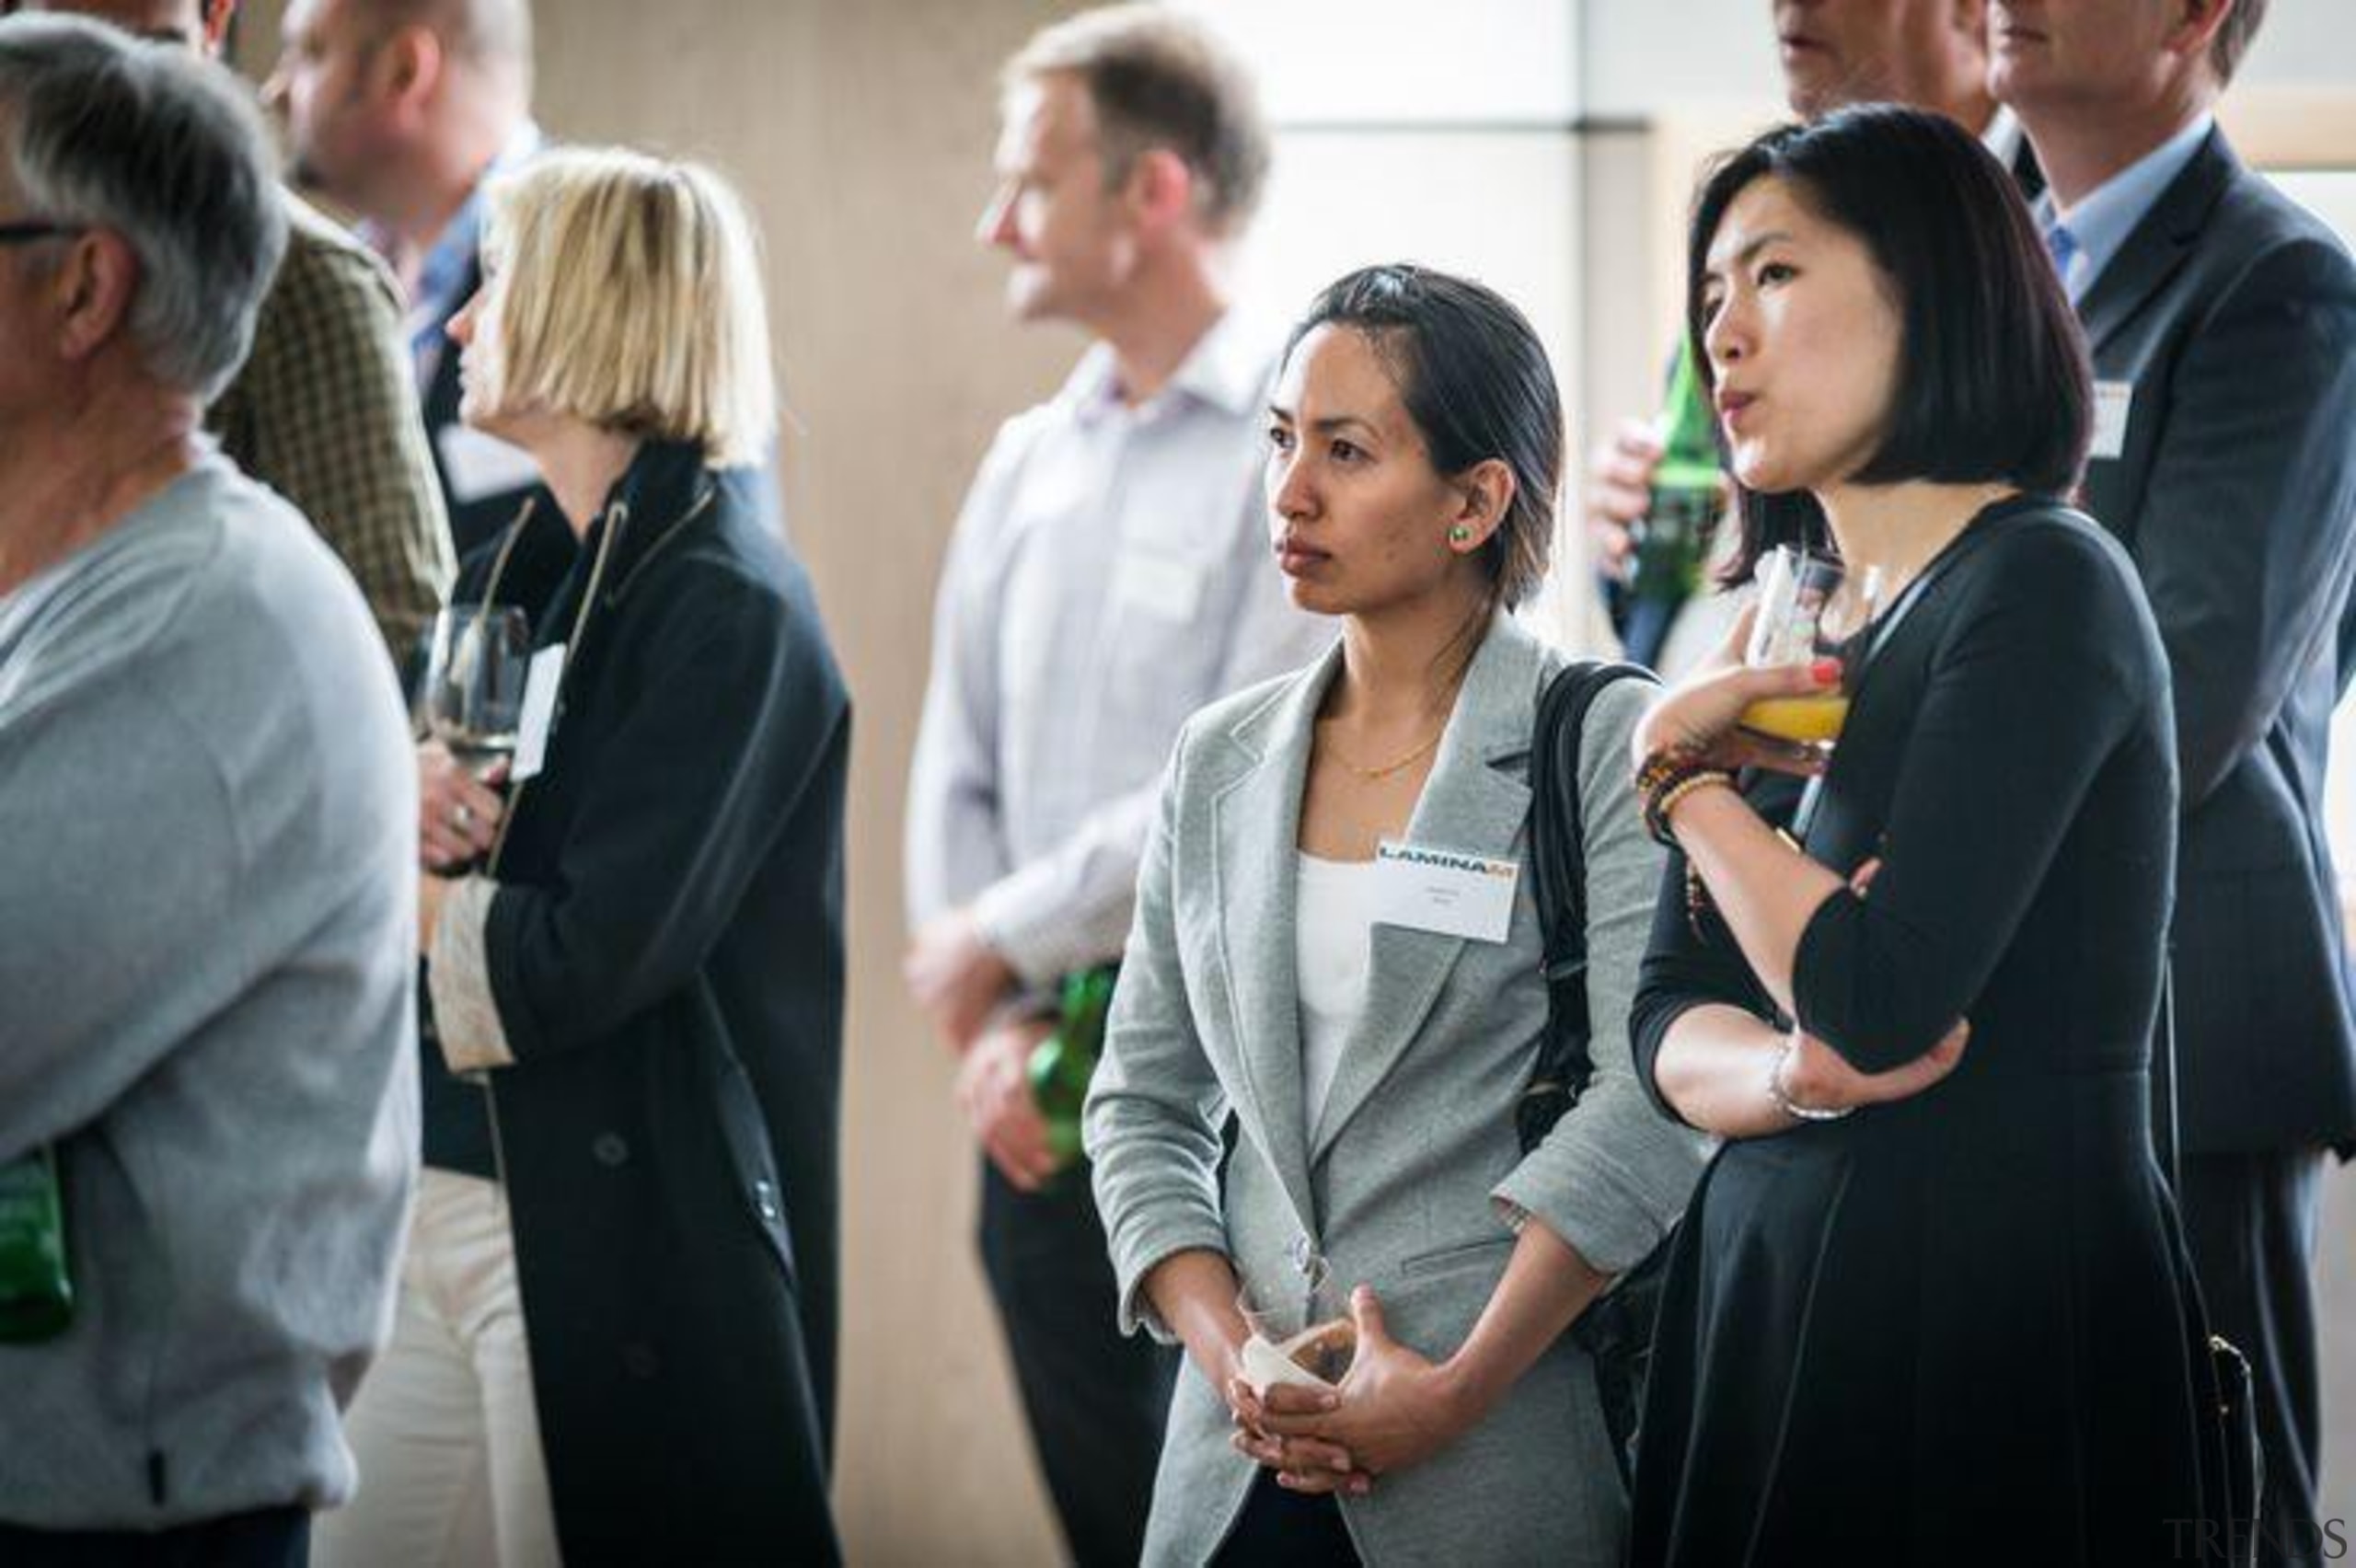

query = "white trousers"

[{"left": 316, "top": 1170, "right": 561, "bottom": 1568}]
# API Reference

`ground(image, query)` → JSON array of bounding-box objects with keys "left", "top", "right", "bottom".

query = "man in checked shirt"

[
  {"left": 17, "top": 0, "right": 453, "bottom": 665},
  {"left": 905, "top": 8, "right": 1330, "bottom": 1563}
]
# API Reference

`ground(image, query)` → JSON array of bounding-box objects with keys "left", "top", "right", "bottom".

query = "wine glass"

[
  {"left": 1237, "top": 1252, "right": 1357, "bottom": 1396},
  {"left": 421, "top": 604, "right": 532, "bottom": 779},
  {"left": 1738, "top": 546, "right": 1884, "bottom": 750}
]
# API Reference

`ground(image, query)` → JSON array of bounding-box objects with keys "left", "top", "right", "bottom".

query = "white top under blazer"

[{"left": 1295, "top": 852, "right": 1377, "bottom": 1139}]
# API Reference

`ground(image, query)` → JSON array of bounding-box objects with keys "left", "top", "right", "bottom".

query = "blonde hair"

[{"left": 479, "top": 147, "right": 776, "bottom": 467}]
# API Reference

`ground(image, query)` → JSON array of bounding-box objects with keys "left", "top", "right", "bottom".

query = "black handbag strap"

[
  {"left": 1527, "top": 660, "right": 1658, "bottom": 1102},
  {"left": 1524, "top": 658, "right": 1679, "bottom": 1497},
  {"left": 2157, "top": 960, "right": 2183, "bottom": 1192}
]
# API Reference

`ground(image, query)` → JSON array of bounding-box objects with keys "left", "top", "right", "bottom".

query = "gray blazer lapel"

[
  {"left": 1208, "top": 643, "right": 1342, "bottom": 1231},
  {"left": 1308, "top": 616, "right": 1544, "bottom": 1163},
  {"left": 2077, "top": 127, "right": 2235, "bottom": 356}
]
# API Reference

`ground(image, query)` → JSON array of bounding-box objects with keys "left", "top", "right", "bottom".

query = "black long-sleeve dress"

[{"left": 1627, "top": 496, "right": 2214, "bottom": 1565}]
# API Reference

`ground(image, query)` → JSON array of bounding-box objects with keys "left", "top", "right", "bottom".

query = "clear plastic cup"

[{"left": 1236, "top": 1253, "right": 1356, "bottom": 1395}]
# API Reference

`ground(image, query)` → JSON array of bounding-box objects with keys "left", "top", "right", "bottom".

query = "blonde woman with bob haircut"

[{"left": 320, "top": 148, "right": 849, "bottom": 1568}]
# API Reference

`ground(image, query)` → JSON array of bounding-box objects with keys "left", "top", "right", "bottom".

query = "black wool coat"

[{"left": 466, "top": 439, "right": 848, "bottom": 1564}]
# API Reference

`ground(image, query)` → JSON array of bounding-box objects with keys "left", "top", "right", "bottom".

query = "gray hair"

[{"left": 0, "top": 14, "right": 287, "bottom": 401}]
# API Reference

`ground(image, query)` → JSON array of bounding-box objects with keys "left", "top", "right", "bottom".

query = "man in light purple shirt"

[{"left": 903, "top": 7, "right": 1328, "bottom": 1562}]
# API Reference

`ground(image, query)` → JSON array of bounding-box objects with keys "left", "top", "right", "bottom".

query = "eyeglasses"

[{"left": 0, "top": 221, "right": 84, "bottom": 247}]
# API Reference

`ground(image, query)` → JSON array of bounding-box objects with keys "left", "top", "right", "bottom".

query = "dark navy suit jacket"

[{"left": 2074, "top": 127, "right": 2356, "bottom": 1152}]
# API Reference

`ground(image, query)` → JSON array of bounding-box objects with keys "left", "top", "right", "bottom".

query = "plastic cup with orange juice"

[{"left": 1738, "top": 546, "right": 1880, "bottom": 747}]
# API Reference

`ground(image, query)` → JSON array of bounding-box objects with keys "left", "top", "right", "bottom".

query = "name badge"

[
  {"left": 1373, "top": 840, "right": 1520, "bottom": 944},
  {"left": 2090, "top": 380, "right": 2133, "bottom": 461},
  {"left": 1112, "top": 550, "right": 1206, "bottom": 622},
  {"left": 511, "top": 644, "right": 566, "bottom": 783},
  {"left": 436, "top": 423, "right": 543, "bottom": 505}
]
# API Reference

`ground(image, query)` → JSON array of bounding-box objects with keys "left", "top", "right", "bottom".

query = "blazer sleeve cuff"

[
  {"left": 1490, "top": 1091, "right": 1709, "bottom": 1276},
  {"left": 427, "top": 876, "right": 515, "bottom": 1073},
  {"left": 1112, "top": 1225, "right": 1232, "bottom": 1345}
]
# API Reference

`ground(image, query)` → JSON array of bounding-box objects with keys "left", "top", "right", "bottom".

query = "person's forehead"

[
  {"left": 1011, "top": 74, "right": 1100, "bottom": 162},
  {"left": 1706, "top": 179, "right": 1814, "bottom": 264},
  {"left": 1281, "top": 327, "right": 1412, "bottom": 427}
]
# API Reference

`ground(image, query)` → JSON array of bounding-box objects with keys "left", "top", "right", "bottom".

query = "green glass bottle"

[
  {"left": 1630, "top": 339, "right": 1725, "bottom": 607},
  {"left": 0, "top": 1145, "right": 73, "bottom": 1343},
  {"left": 1029, "top": 966, "right": 1117, "bottom": 1170}
]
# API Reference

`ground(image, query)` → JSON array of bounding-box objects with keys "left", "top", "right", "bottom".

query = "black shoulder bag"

[
  {"left": 2158, "top": 969, "right": 2266, "bottom": 1565},
  {"left": 1517, "top": 658, "right": 1669, "bottom": 1490}
]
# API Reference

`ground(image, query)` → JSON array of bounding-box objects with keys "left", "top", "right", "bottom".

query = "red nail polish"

[{"left": 1810, "top": 658, "right": 1842, "bottom": 686}]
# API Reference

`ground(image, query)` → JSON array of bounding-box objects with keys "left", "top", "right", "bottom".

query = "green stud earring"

[{"left": 1449, "top": 524, "right": 1474, "bottom": 546}]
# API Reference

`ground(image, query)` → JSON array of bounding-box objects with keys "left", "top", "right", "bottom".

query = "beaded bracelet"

[
  {"left": 1642, "top": 763, "right": 1737, "bottom": 847},
  {"left": 1634, "top": 745, "right": 1698, "bottom": 799}
]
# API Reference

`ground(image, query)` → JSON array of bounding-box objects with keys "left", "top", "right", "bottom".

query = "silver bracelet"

[{"left": 1767, "top": 1037, "right": 1855, "bottom": 1123}]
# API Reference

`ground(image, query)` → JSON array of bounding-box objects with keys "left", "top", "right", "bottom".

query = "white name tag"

[
  {"left": 1111, "top": 550, "right": 1206, "bottom": 622},
  {"left": 436, "top": 422, "right": 543, "bottom": 505},
  {"left": 1372, "top": 840, "right": 1520, "bottom": 944},
  {"left": 511, "top": 643, "right": 565, "bottom": 783},
  {"left": 2090, "top": 380, "right": 2133, "bottom": 461}
]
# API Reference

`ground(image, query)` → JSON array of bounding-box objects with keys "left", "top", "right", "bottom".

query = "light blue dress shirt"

[{"left": 2038, "top": 113, "right": 2214, "bottom": 305}]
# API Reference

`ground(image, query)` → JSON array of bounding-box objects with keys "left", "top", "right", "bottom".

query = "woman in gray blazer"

[{"left": 1084, "top": 265, "right": 1709, "bottom": 1566}]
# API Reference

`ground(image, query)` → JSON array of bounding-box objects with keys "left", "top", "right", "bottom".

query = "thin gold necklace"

[{"left": 1326, "top": 723, "right": 1445, "bottom": 781}]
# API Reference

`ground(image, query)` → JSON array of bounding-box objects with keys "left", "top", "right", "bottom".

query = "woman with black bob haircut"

[
  {"left": 1704, "top": 108, "right": 2090, "bottom": 587},
  {"left": 1083, "top": 264, "right": 1705, "bottom": 1565},
  {"left": 1621, "top": 106, "right": 2221, "bottom": 1562}
]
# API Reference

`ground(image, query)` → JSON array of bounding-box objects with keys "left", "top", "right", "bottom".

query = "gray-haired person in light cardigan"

[
  {"left": 1085, "top": 265, "right": 1708, "bottom": 1567},
  {"left": 0, "top": 19, "right": 416, "bottom": 1567}
]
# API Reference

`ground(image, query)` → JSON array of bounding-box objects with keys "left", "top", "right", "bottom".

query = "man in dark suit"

[
  {"left": 1996, "top": 4, "right": 2356, "bottom": 1562},
  {"left": 266, "top": 0, "right": 547, "bottom": 563}
]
